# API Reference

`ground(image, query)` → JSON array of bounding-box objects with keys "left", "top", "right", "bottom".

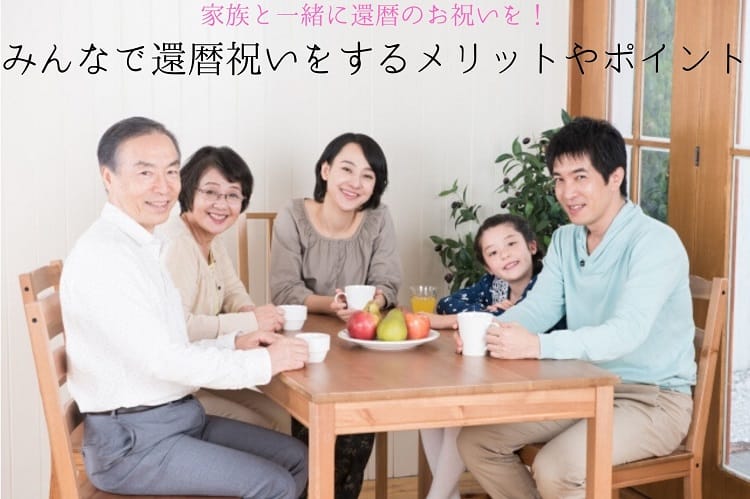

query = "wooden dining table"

[{"left": 260, "top": 314, "right": 619, "bottom": 499}]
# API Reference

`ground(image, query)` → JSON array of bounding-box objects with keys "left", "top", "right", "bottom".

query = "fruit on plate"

[
  {"left": 376, "top": 308, "right": 408, "bottom": 341},
  {"left": 362, "top": 299, "right": 382, "bottom": 321},
  {"left": 347, "top": 308, "right": 379, "bottom": 340},
  {"left": 405, "top": 312, "right": 430, "bottom": 340}
]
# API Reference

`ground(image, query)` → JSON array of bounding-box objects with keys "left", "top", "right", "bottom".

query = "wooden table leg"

[
  {"left": 586, "top": 385, "right": 614, "bottom": 499},
  {"left": 417, "top": 433, "right": 432, "bottom": 499},
  {"left": 308, "top": 405, "right": 336, "bottom": 499},
  {"left": 375, "top": 432, "right": 388, "bottom": 499}
]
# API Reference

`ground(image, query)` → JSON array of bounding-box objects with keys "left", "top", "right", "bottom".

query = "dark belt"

[{"left": 86, "top": 394, "right": 194, "bottom": 416}]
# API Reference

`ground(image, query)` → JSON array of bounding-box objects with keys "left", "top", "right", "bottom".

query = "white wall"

[{"left": 1, "top": 1, "right": 568, "bottom": 497}]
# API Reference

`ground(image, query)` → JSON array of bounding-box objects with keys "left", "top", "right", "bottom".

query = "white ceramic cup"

[
  {"left": 457, "top": 311, "right": 494, "bottom": 356},
  {"left": 334, "top": 285, "right": 376, "bottom": 311},
  {"left": 295, "top": 332, "right": 331, "bottom": 363},
  {"left": 279, "top": 305, "right": 307, "bottom": 331}
]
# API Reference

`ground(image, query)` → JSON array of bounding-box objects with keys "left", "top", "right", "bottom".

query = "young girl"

[
  {"left": 421, "top": 213, "right": 551, "bottom": 499},
  {"left": 427, "top": 213, "right": 544, "bottom": 330}
]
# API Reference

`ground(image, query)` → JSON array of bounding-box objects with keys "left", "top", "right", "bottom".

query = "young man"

[
  {"left": 60, "top": 116, "right": 309, "bottom": 498},
  {"left": 456, "top": 117, "right": 695, "bottom": 499}
]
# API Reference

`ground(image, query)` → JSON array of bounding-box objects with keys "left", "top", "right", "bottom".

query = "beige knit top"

[{"left": 270, "top": 198, "right": 402, "bottom": 307}]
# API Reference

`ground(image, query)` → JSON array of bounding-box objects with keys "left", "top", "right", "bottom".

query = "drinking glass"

[{"left": 410, "top": 285, "right": 437, "bottom": 313}]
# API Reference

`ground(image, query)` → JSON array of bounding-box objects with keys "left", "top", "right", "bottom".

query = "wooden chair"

[
  {"left": 19, "top": 260, "right": 236, "bottom": 499},
  {"left": 237, "top": 211, "right": 276, "bottom": 302},
  {"left": 518, "top": 275, "right": 728, "bottom": 499}
]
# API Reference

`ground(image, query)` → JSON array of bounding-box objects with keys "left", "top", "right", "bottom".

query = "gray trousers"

[
  {"left": 82, "top": 396, "right": 307, "bottom": 498},
  {"left": 457, "top": 384, "right": 693, "bottom": 499}
]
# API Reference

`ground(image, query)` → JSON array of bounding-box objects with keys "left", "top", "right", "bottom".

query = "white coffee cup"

[
  {"left": 279, "top": 305, "right": 307, "bottom": 331},
  {"left": 334, "top": 285, "right": 376, "bottom": 311},
  {"left": 457, "top": 311, "right": 494, "bottom": 356},
  {"left": 295, "top": 332, "right": 330, "bottom": 363}
]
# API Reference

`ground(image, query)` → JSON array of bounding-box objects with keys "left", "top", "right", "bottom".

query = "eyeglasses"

[{"left": 196, "top": 188, "right": 244, "bottom": 205}]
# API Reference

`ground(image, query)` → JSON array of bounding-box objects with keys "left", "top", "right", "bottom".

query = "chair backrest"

[
  {"left": 19, "top": 260, "right": 83, "bottom": 499},
  {"left": 237, "top": 212, "right": 276, "bottom": 303},
  {"left": 684, "top": 275, "right": 728, "bottom": 459}
]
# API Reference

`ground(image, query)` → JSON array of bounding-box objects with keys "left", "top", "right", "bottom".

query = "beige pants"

[
  {"left": 195, "top": 388, "right": 291, "bottom": 434},
  {"left": 457, "top": 384, "right": 693, "bottom": 499}
]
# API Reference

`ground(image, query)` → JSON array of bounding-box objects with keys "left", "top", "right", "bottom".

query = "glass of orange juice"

[{"left": 410, "top": 285, "right": 437, "bottom": 313}]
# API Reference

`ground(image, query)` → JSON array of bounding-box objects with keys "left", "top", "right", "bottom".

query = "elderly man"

[
  {"left": 60, "top": 116, "right": 309, "bottom": 498},
  {"left": 457, "top": 117, "right": 695, "bottom": 499}
]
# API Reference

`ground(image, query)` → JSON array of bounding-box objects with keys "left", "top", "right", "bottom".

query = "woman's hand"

[
  {"left": 253, "top": 304, "right": 284, "bottom": 331},
  {"left": 330, "top": 289, "right": 352, "bottom": 321},
  {"left": 331, "top": 287, "right": 387, "bottom": 322}
]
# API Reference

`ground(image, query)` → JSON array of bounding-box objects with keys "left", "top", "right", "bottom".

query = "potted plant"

[{"left": 430, "top": 110, "right": 571, "bottom": 293}]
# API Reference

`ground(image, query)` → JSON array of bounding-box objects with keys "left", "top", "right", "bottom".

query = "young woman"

[
  {"left": 160, "top": 145, "right": 297, "bottom": 433},
  {"left": 270, "top": 133, "right": 402, "bottom": 498},
  {"left": 422, "top": 213, "right": 559, "bottom": 499}
]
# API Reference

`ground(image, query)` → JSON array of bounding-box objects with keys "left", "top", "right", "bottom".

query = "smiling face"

[
  {"left": 320, "top": 142, "right": 376, "bottom": 212},
  {"left": 183, "top": 167, "right": 244, "bottom": 241},
  {"left": 480, "top": 223, "right": 537, "bottom": 286},
  {"left": 101, "top": 132, "right": 181, "bottom": 232},
  {"left": 552, "top": 153, "right": 625, "bottom": 237}
]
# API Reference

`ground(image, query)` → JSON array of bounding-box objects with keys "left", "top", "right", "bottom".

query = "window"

[
  {"left": 609, "top": 0, "right": 674, "bottom": 222},
  {"left": 726, "top": 0, "right": 750, "bottom": 479}
]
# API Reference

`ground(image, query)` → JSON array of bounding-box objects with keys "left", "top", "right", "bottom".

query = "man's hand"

[
  {"left": 234, "top": 330, "right": 281, "bottom": 350},
  {"left": 485, "top": 321, "right": 541, "bottom": 359},
  {"left": 267, "top": 336, "right": 309, "bottom": 375},
  {"left": 253, "top": 304, "right": 284, "bottom": 331}
]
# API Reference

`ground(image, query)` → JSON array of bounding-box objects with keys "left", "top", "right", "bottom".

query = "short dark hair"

[
  {"left": 545, "top": 117, "right": 627, "bottom": 196},
  {"left": 97, "top": 116, "right": 180, "bottom": 172},
  {"left": 313, "top": 133, "right": 388, "bottom": 210},
  {"left": 178, "top": 146, "right": 254, "bottom": 213},
  {"left": 474, "top": 213, "right": 544, "bottom": 275}
]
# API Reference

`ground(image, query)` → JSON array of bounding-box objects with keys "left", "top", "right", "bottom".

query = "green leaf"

[
  {"left": 524, "top": 201, "right": 534, "bottom": 217},
  {"left": 512, "top": 138, "right": 522, "bottom": 156},
  {"left": 438, "top": 179, "right": 459, "bottom": 197},
  {"left": 495, "top": 153, "right": 513, "bottom": 163}
]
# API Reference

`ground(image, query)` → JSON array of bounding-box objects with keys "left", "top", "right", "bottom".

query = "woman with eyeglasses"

[{"left": 159, "top": 145, "right": 299, "bottom": 434}]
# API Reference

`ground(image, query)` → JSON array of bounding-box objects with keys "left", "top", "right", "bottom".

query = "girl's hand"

[
  {"left": 422, "top": 312, "right": 457, "bottom": 331},
  {"left": 486, "top": 299, "right": 514, "bottom": 312}
]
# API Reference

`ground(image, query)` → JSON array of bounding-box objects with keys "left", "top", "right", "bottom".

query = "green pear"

[
  {"left": 376, "top": 308, "right": 408, "bottom": 341},
  {"left": 363, "top": 299, "right": 382, "bottom": 322}
]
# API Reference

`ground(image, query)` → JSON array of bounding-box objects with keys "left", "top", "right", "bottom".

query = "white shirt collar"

[{"left": 100, "top": 202, "right": 166, "bottom": 255}]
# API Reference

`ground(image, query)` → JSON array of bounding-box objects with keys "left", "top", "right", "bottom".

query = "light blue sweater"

[{"left": 499, "top": 201, "right": 695, "bottom": 393}]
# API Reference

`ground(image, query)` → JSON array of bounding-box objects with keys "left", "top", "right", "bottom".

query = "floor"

[
  {"left": 358, "top": 472, "right": 646, "bottom": 498},
  {"left": 359, "top": 472, "right": 488, "bottom": 499}
]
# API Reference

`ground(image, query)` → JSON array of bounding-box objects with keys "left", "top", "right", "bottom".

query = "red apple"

[
  {"left": 347, "top": 310, "right": 379, "bottom": 340},
  {"left": 405, "top": 312, "right": 430, "bottom": 340}
]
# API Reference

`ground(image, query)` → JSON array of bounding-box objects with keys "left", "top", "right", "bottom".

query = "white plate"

[{"left": 337, "top": 329, "right": 440, "bottom": 351}]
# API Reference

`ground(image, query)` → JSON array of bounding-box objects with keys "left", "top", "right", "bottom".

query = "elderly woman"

[
  {"left": 271, "top": 132, "right": 403, "bottom": 498},
  {"left": 160, "top": 145, "right": 291, "bottom": 433}
]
